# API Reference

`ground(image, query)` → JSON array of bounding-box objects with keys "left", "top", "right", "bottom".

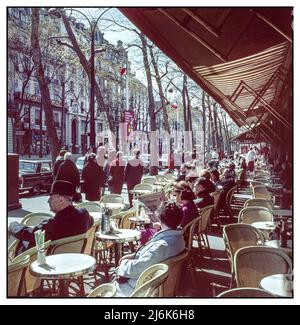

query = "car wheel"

[{"left": 31, "top": 184, "right": 42, "bottom": 196}]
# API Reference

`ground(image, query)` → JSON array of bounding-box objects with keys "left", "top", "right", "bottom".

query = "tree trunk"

[
  {"left": 148, "top": 46, "right": 170, "bottom": 134},
  {"left": 213, "top": 102, "right": 220, "bottom": 149},
  {"left": 140, "top": 34, "right": 158, "bottom": 175},
  {"left": 201, "top": 91, "right": 206, "bottom": 149},
  {"left": 31, "top": 8, "right": 60, "bottom": 163},
  {"left": 61, "top": 12, "right": 113, "bottom": 132}
]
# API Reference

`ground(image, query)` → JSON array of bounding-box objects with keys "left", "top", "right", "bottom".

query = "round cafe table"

[
  {"left": 129, "top": 216, "right": 151, "bottom": 230},
  {"left": 95, "top": 229, "right": 141, "bottom": 265},
  {"left": 30, "top": 253, "right": 96, "bottom": 297},
  {"left": 260, "top": 274, "right": 293, "bottom": 297},
  {"left": 89, "top": 212, "right": 102, "bottom": 223}
]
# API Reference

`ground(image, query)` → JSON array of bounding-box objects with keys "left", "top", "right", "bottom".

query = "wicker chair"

[
  {"left": 8, "top": 212, "right": 52, "bottom": 262},
  {"left": 182, "top": 221, "right": 198, "bottom": 285},
  {"left": 253, "top": 177, "right": 270, "bottom": 184},
  {"left": 234, "top": 246, "right": 293, "bottom": 288},
  {"left": 217, "top": 287, "right": 275, "bottom": 298},
  {"left": 141, "top": 177, "right": 156, "bottom": 185},
  {"left": 12, "top": 240, "right": 51, "bottom": 296},
  {"left": 87, "top": 283, "right": 117, "bottom": 297},
  {"left": 88, "top": 263, "right": 168, "bottom": 298},
  {"left": 100, "top": 194, "right": 124, "bottom": 204},
  {"left": 210, "top": 190, "right": 223, "bottom": 228},
  {"left": 163, "top": 182, "right": 175, "bottom": 200},
  {"left": 130, "top": 263, "right": 169, "bottom": 297},
  {"left": 252, "top": 185, "right": 272, "bottom": 200},
  {"left": 164, "top": 173, "right": 177, "bottom": 181},
  {"left": 220, "top": 185, "right": 239, "bottom": 221},
  {"left": 161, "top": 249, "right": 189, "bottom": 297},
  {"left": 223, "top": 223, "right": 265, "bottom": 287},
  {"left": 194, "top": 205, "right": 214, "bottom": 257},
  {"left": 83, "top": 220, "right": 101, "bottom": 256},
  {"left": 244, "top": 198, "right": 274, "bottom": 210},
  {"left": 21, "top": 212, "right": 52, "bottom": 226},
  {"left": 250, "top": 181, "right": 264, "bottom": 188},
  {"left": 155, "top": 175, "right": 167, "bottom": 183},
  {"left": 48, "top": 233, "right": 87, "bottom": 255},
  {"left": 238, "top": 206, "right": 274, "bottom": 224},
  {"left": 133, "top": 183, "right": 154, "bottom": 192},
  {"left": 76, "top": 201, "right": 102, "bottom": 212},
  {"left": 8, "top": 254, "right": 30, "bottom": 297}
]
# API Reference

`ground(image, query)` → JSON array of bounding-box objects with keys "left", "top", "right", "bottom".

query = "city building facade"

[{"left": 8, "top": 8, "right": 149, "bottom": 157}]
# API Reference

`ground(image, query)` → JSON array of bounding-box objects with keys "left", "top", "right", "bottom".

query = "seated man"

[
  {"left": 113, "top": 201, "right": 186, "bottom": 297},
  {"left": 8, "top": 180, "right": 94, "bottom": 255}
]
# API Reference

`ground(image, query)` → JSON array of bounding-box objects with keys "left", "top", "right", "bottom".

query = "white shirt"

[
  {"left": 247, "top": 150, "right": 256, "bottom": 162},
  {"left": 211, "top": 150, "right": 219, "bottom": 159}
]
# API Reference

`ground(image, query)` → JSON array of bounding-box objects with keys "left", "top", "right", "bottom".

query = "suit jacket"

[
  {"left": 10, "top": 205, "right": 94, "bottom": 254},
  {"left": 115, "top": 229, "right": 185, "bottom": 297}
]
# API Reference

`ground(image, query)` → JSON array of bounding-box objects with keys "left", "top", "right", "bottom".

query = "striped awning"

[{"left": 120, "top": 8, "right": 292, "bottom": 130}]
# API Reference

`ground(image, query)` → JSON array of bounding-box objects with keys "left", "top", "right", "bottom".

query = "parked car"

[
  {"left": 75, "top": 156, "right": 86, "bottom": 175},
  {"left": 19, "top": 160, "right": 53, "bottom": 195}
]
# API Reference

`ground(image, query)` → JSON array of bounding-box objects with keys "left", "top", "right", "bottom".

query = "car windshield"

[{"left": 19, "top": 161, "right": 35, "bottom": 171}]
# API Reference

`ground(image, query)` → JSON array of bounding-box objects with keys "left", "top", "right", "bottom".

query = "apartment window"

[
  {"left": 34, "top": 83, "right": 40, "bottom": 95},
  {"left": 97, "top": 123, "right": 102, "bottom": 133},
  {"left": 70, "top": 80, "right": 74, "bottom": 92},
  {"left": 54, "top": 112, "right": 60, "bottom": 128},
  {"left": 81, "top": 120, "right": 86, "bottom": 133},
  {"left": 35, "top": 109, "right": 40, "bottom": 125},
  {"left": 70, "top": 99, "right": 73, "bottom": 107},
  {"left": 80, "top": 102, "right": 84, "bottom": 113}
]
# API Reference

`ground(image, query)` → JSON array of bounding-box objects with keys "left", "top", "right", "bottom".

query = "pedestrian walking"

[
  {"left": 124, "top": 148, "right": 144, "bottom": 206},
  {"left": 109, "top": 151, "right": 126, "bottom": 194},
  {"left": 82, "top": 153, "right": 105, "bottom": 201}
]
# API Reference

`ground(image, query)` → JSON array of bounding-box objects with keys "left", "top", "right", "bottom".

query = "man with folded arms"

[{"left": 8, "top": 180, "right": 93, "bottom": 255}]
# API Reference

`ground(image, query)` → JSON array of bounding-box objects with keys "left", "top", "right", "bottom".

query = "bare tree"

[
  {"left": 55, "top": 9, "right": 114, "bottom": 132},
  {"left": 31, "top": 8, "right": 60, "bottom": 162}
]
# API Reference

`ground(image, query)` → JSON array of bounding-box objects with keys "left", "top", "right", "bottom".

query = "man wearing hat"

[{"left": 8, "top": 180, "right": 94, "bottom": 255}]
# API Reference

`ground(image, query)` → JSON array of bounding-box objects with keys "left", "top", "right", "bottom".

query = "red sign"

[
  {"left": 124, "top": 110, "right": 134, "bottom": 123},
  {"left": 124, "top": 111, "right": 135, "bottom": 137}
]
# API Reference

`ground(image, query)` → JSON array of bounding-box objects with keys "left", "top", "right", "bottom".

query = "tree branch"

[{"left": 56, "top": 39, "right": 75, "bottom": 51}]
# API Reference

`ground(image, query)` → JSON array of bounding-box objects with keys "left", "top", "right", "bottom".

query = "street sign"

[{"left": 124, "top": 110, "right": 134, "bottom": 123}]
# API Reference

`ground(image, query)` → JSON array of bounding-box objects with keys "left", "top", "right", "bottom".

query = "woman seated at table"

[
  {"left": 194, "top": 177, "right": 214, "bottom": 209},
  {"left": 113, "top": 201, "right": 186, "bottom": 297},
  {"left": 210, "top": 169, "right": 222, "bottom": 189},
  {"left": 173, "top": 181, "right": 198, "bottom": 228}
]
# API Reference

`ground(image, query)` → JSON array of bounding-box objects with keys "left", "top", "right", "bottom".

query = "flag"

[
  {"left": 119, "top": 67, "right": 126, "bottom": 76},
  {"left": 171, "top": 103, "right": 177, "bottom": 109}
]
